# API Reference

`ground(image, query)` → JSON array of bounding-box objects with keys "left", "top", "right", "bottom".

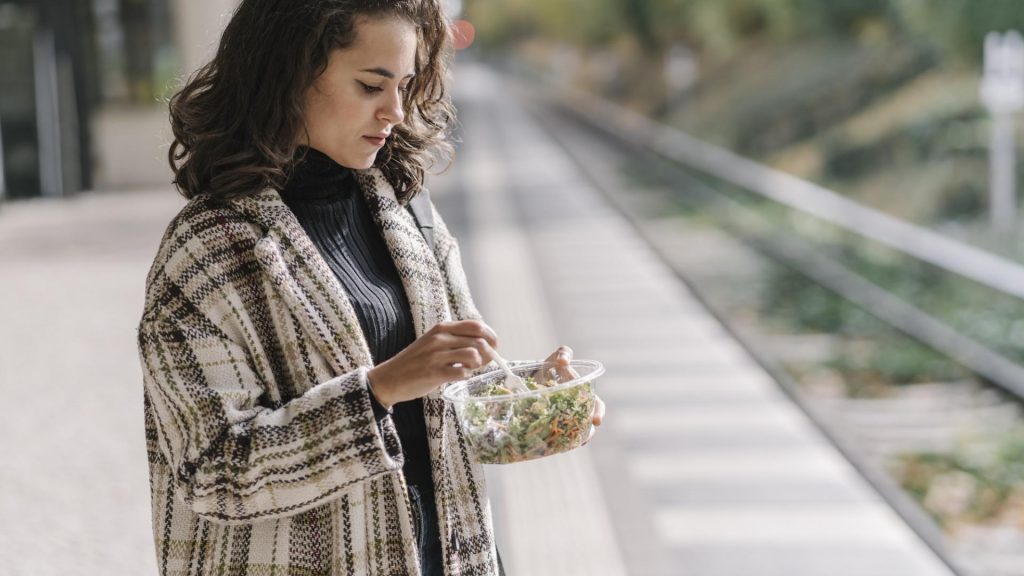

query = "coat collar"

[{"left": 228, "top": 167, "right": 452, "bottom": 375}]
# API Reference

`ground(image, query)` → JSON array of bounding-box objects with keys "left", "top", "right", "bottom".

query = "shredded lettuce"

[{"left": 459, "top": 375, "right": 595, "bottom": 464}]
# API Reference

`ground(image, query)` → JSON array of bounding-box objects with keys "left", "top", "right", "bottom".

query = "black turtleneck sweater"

[{"left": 278, "top": 147, "right": 434, "bottom": 490}]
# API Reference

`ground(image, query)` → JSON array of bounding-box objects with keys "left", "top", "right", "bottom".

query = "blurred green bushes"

[
  {"left": 469, "top": 0, "right": 1024, "bottom": 229},
  {"left": 470, "top": 0, "right": 1024, "bottom": 64},
  {"left": 897, "top": 426, "right": 1024, "bottom": 525}
]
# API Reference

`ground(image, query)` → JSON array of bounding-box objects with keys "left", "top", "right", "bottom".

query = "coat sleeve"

[{"left": 138, "top": 304, "right": 404, "bottom": 525}]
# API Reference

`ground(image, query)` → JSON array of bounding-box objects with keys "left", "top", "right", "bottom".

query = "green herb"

[{"left": 459, "top": 375, "right": 595, "bottom": 464}]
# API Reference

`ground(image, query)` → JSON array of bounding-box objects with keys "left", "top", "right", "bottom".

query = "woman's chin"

[{"left": 349, "top": 155, "right": 376, "bottom": 170}]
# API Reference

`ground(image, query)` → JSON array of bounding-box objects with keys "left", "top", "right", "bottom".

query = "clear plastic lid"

[{"left": 442, "top": 359, "right": 605, "bottom": 404}]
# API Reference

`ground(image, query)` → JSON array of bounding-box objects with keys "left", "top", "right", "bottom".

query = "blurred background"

[{"left": 3, "top": 1, "right": 1024, "bottom": 575}]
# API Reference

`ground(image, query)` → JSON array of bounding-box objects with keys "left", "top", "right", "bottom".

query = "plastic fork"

[{"left": 482, "top": 342, "right": 530, "bottom": 393}]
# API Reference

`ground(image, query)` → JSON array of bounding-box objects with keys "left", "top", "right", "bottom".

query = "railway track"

[{"left": 513, "top": 80, "right": 1024, "bottom": 576}]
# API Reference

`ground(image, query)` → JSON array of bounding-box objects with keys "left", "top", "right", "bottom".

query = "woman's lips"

[{"left": 363, "top": 135, "right": 386, "bottom": 147}]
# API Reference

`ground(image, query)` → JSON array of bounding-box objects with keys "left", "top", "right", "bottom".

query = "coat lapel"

[
  {"left": 228, "top": 167, "right": 454, "bottom": 374},
  {"left": 231, "top": 188, "right": 373, "bottom": 375},
  {"left": 354, "top": 170, "right": 472, "bottom": 563},
  {"left": 354, "top": 168, "right": 454, "bottom": 336}
]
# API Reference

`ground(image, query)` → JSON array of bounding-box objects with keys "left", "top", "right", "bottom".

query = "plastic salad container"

[{"left": 441, "top": 359, "right": 604, "bottom": 464}]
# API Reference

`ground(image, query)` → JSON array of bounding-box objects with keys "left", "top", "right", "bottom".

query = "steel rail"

[
  {"left": 523, "top": 95, "right": 977, "bottom": 576},
  {"left": 554, "top": 87, "right": 1024, "bottom": 302}
]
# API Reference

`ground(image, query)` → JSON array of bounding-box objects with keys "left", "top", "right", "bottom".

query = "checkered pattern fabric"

[{"left": 138, "top": 168, "right": 501, "bottom": 575}]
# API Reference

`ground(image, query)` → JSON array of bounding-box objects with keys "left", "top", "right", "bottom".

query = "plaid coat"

[{"left": 137, "top": 168, "right": 501, "bottom": 576}]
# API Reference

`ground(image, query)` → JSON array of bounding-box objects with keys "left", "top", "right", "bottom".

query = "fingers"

[
  {"left": 433, "top": 334, "right": 497, "bottom": 368},
  {"left": 549, "top": 345, "right": 578, "bottom": 380},
  {"left": 532, "top": 345, "right": 578, "bottom": 384},
  {"left": 381, "top": 322, "right": 501, "bottom": 401},
  {"left": 584, "top": 396, "right": 606, "bottom": 446},
  {"left": 437, "top": 320, "right": 498, "bottom": 348},
  {"left": 438, "top": 363, "right": 474, "bottom": 381},
  {"left": 437, "top": 334, "right": 493, "bottom": 353},
  {"left": 436, "top": 347, "right": 487, "bottom": 371},
  {"left": 546, "top": 345, "right": 573, "bottom": 365},
  {"left": 591, "top": 395, "right": 605, "bottom": 426}
]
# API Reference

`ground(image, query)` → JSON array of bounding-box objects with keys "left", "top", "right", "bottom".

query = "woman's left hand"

[{"left": 543, "top": 345, "right": 606, "bottom": 441}]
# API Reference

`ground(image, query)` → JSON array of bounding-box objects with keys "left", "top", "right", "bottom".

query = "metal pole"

[
  {"left": 990, "top": 114, "right": 1016, "bottom": 232},
  {"left": 0, "top": 113, "right": 6, "bottom": 203},
  {"left": 981, "top": 31, "right": 1024, "bottom": 233},
  {"left": 33, "top": 28, "right": 63, "bottom": 198}
]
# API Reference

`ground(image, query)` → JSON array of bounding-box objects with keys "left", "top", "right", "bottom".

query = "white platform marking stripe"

[
  {"left": 585, "top": 341, "right": 754, "bottom": 366},
  {"left": 598, "top": 382, "right": 777, "bottom": 401},
  {"left": 629, "top": 448, "right": 863, "bottom": 483},
  {"left": 614, "top": 404, "right": 820, "bottom": 436},
  {"left": 656, "top": 504, "right": 915, "bottom": 546}
]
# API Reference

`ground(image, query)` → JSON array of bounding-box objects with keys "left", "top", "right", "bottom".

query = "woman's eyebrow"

[{"left": 360, "top": 67, "right": 416, "bottom": 79}]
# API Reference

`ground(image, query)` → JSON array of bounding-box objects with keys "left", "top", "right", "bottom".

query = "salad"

[{"left": 457, "top": 370, "right": 596, "bottom": 464}]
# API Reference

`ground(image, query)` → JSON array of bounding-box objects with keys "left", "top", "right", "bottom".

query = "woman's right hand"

[{"left": 366, "top": 320, "right": 499, "bottom": 408}]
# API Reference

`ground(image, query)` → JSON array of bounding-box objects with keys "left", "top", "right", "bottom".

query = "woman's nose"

[{"left": 379, "top": 89, "right": 405, "bottom": 125}]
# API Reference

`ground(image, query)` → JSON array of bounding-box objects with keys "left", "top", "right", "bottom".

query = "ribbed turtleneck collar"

[{"left": 279, "top": 147, "right": 357, "bottom": 204}]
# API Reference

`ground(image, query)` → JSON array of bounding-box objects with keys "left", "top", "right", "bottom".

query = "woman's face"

[{"left": 301, "top": 17, "right": 417, "bottom": 169}]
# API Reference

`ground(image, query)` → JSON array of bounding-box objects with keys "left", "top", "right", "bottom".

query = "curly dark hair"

[{"left": 168, "top": 0, "right": 455, "bottom": 202}]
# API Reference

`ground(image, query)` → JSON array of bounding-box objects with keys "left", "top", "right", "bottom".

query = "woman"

[{"left": 137, "top": 1, "right": 604, "bottom": 575}]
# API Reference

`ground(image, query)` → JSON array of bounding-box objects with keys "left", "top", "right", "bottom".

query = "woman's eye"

[{"left": 358, "top": 81, "right": 383, "bottom": 94}]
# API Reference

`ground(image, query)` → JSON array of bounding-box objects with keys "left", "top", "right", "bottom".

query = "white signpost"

[{"left": 981, "top": 30, "right": 1024, "bottom": 233}]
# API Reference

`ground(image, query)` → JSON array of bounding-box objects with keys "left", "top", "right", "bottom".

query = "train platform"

[
  {"left": 435, "top": 63, "right": 957, "bottom": 576},
  {"left": 0, "top": 62, "right": 955, "bottom": 576}
]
